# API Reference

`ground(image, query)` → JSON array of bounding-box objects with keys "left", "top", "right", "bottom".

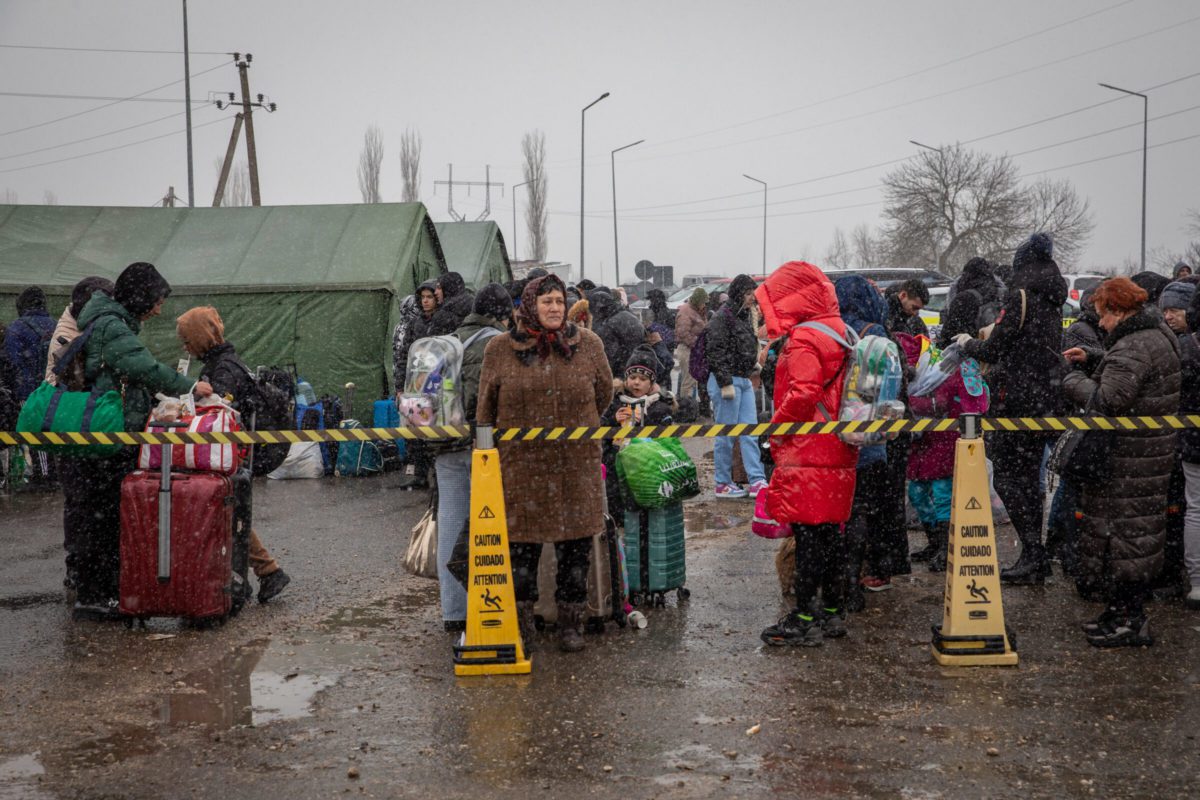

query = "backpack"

[
  {"left": 797, "top": 321, "right": 904, "bottom": 446},
  {"left": 240, "top": 366, "right": 294, "bottom": 476},
  {"left": 966, "top": 289, "right": 1004, "bottom": 333},
  {"left": 335, "top": 419, "right": 383, "bottom": 477},
  {"left": 15, "top": 317, "right": 53, "bottom": 386},
  {"left": 398, "top": 328, "right": 500, "bottom": 427},
  {"left": 688, "top": 308, "right": 731, "bottom": 384}
]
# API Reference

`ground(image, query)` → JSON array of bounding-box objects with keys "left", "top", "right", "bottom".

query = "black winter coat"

[
  {"left": 937, "top": 262, "right": 1002, "bottom": 348},
  {"left": 1177, "top": 331, "right": 1200, "bottom": 464},
  {"left": 962, "top": 257, "right": 1068, "bottom": 416},
  {"left": 1063, "top": 309, "right": 1102, "bottom": 353},
  {"left": 589, "top": 291, "right": 645, "bottom": 377},
  {"left": 885, "top": 292, "right": 929, "bottom": 338},
  {"left": 705, "top": 304, "right": 759, "bottom": 388},
  {"left": 1063, "top": 308, "right": 1181, "bottom": 584},
  {"left": 199, "top": 343, "right": 257, "bottom": 413}
]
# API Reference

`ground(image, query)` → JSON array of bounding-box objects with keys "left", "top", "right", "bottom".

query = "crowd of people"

[{"left": 4, "top": 240, "right": 1198, "bottom": 652}]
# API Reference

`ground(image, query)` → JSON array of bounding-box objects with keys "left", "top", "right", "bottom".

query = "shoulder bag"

[{"left": 1047, "top": 388, "right": 1114, "bottom": 486}]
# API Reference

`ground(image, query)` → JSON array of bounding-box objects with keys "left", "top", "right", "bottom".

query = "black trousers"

[
  {"left": 510, "top": 538, "right": 592, "bottom": 604},
  {"left": 879, "top": 436, "right": 911, "bottom": 574},
  {"left": 791, "top": 523, "right": 846, "bottom": 613},
  {"left": 988, "top": 431, "right": 1049, "bottom": 554},
  {"left": 846, "top": 461, "right": 891, "bottom": 585},
  {"left": 62, "top": 451, "right": 133, "bottom": 603}
]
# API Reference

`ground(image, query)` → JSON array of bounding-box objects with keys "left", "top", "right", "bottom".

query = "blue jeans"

[
  {"left": 434, "top": 449, "right": 471, "bottom": 623},
  {"left": 708, "top": 374, "right": 765, "bottom": 486}
]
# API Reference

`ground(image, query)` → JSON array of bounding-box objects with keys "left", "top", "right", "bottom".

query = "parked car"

[
  {"left": 822, "top": 267, "right": 947, "bottom": 288},
  {"left": 1062, "top": 273, "right": 1105, "bottom": 303},
  {"left": 629, "top": 275, "right": 768, "bottom": 322}
]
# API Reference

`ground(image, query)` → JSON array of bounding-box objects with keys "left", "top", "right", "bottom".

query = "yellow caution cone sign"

[
  {"left": 931, "top": 415, "right": 1018, "bottom": 667},
  {"left": 454, "top": 426, "right": 532, "bottom": 676}
]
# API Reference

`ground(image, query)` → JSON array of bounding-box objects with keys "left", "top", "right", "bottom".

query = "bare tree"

[
  {"left": 881, "top": 144, "right": 1027, "bottom": 275},
  {"left": 43, "top": 190, "right": 58, "bottom": 205},
  {"left": 2, "top": 189, "right": 17, "bottom": 204},
  {"left": 824, "top": 227, "right": 851, "bottom": 267},
  {"left": 399, "top": 128, "right": 421, "bottom": 203},
  {"left": 213, "top": 157, "right": 251, "bottom": 207},
  {"left": 850, "top": 223, "right": 881, "bottom": 268},
  {"left": 1021, "top": 178, "right": 1094, "bottom": 269},
  {"left": 357, "top": 125, "right": 384, "bottom": 204},
  {"left": 522, "top": 130, "right": 548, "bottom": 262}
]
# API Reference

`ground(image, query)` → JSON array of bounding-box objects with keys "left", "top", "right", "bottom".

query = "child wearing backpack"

[{"left": 897, "top": 334, "right": 990, "bottom": 572}]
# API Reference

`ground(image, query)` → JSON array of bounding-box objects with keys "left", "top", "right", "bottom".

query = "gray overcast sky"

[{"left": 2, "top": 0, "right": 1198, "bottom": 285}]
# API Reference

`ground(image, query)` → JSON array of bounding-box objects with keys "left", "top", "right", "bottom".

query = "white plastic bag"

[{"left": 267, "top": 442, "right": 325, "bottom": 480}]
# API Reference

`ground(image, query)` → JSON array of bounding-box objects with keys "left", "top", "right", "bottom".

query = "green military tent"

[
  {"left": 0, "top": 203, "right": 445, "bottom": 403},
  {"left": 433, "top": 221, "right": 512, "bottom": 290}
]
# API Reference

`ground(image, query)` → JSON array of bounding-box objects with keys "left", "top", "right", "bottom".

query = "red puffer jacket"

[{"left": 756, "top": 262, "right": 858, "bottom": 525}]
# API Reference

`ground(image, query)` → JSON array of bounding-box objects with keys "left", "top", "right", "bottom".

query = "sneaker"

[
  {"left": 817, "top": 607, "right": 847, "bottom": 639},
  {"left": 257, "top": 569, "right": 291, "bottom": 603},
  {"left": 860, "top": 576, "right": 893, "bottom": 592},
  {"left": 1086, "top": 615, "right": 1153, "bottom": 648},
  {"left": 714, "top": 483, "right": 748, "bottom": 499},
  {"left": 760, "top": 611, "right": 823, "bottom": 647},
  {"left": 72, "top": 599, "right": 122, "bottom": 622},
  {"left": 747, "top": 480, "right": 769, "bottom": 498},
  {"left": 1080, "top": 606, "right": 1120, "bottom": 636},
  {"left": 1185, "top": 586, "right": 1200, "bottom": 610}
]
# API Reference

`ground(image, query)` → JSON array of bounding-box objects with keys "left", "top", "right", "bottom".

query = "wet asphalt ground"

[{"left": 2, "top": 446, "right": 1199, "bottom": 799}]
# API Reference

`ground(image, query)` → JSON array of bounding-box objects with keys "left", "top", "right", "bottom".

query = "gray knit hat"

[{"left": 1159, "top": 280, "right": 1195, "bottom": 311}]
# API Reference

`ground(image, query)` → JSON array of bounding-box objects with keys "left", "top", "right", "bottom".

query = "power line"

[
  {"left": 0, "top": 61, "right": 227, "bottom": 139},
  {"left": 0, "top": 43, "right": 228, "bottom": 55},
  {"left": 0, "top": 107, "right": 207, "bottom": 162},
  {"left": 0, "top": 91, "right": 190, "bottom": 103},
  {"left": 624, "top": 0, "right": 1136, "bottom": 157},
  {"left": 0, "top": 117, "right": 227, "bottom": 175},
  {"left": 616, "top": 67, "right": 1200, "bottom": 215}
]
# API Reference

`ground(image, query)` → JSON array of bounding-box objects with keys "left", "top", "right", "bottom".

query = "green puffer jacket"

[{"left": 76, "top": 293, "right": 196, "bottom": 431}]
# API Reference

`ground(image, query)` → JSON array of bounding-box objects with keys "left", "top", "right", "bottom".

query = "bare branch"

[
  {"left": 399, "top": 128, "right": 421, "bottom": 203},
  {"left": 357, "top": 124, "right": 384, "bottom": 204},
  {"left": 522, "top": 130, "right": 548, "bottom": 262},
  {"left": 824, "top": 226, "right": 851, "bottom": 268}
]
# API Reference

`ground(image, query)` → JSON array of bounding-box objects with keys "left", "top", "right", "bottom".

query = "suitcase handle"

[{"left": 155, "top": 421, "right": 188, "bottom": 582}]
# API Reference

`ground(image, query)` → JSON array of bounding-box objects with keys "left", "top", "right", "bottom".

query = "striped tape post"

[{"left": 5, "top": 415, "right": 1200, "bottom": 447}]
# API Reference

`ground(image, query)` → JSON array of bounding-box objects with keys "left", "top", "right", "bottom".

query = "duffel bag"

[
  {"left": 16, "top": 381, "right": 124, "bottom": 457},
  {"left": 615, "top": 438, "right": 700, "bottom": 510},
  {"left": 138, "top": 405, "right": 244, "bottom": 473}
]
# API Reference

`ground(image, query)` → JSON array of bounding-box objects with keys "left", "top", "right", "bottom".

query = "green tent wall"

[
  {"left": 433, "top": 221, "right": 512, "bottom": 290},
  {"left": 0, "top": 203, "right": 445, "bottom": 404}
]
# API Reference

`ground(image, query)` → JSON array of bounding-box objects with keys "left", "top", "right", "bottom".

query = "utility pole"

[
  {"left": 213, "top": 54, "right": 277, "bottom": 207},
  {"left": 162, "top": 186, "right": 179, "bottom": 208},
  {"left": 434, "top": 164, "right": 505, "bottom": 223},
  {"left": 182, "top": 0, "right": 194, "bottom": 207},
  {"left": 611, "top": 139, "right": 644, "bottom": 287},
  {"left": 212, "top": 113, "right": 244, "bottom": 206},
  {"left": 579, "top": 92, "right": 610, "bottom": 282}
]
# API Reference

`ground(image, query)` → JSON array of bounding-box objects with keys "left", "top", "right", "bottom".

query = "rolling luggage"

[
  {"left": 373, "top": 398, "right": 406, "bottom": 470},
  {"left": 533, "top": 515, "right": 628, "bottom": 633},
  {"left": 624, "top": 503, "right": 689, "bottom": 607},
  {"left": 119, "top": 435, "right": 250, "bottom": 626}
]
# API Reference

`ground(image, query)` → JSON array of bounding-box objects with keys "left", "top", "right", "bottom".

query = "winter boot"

[
  {"left": 1186, "top": 586, "right": 1200, "bottom": 611},
  {"left": 927, "top": 522, "right": 949, "bottom": 573},
  {"left": 1086, "top": 614, "right": 1153, "bottom": 648},
  {"left": 516, "top": 600, "right": 538, "bottom": 655},
  {"left": 1000, "top": 545, "right": 1050, "bottom": 585},
  {"left": 1080, "top": 605, "right": 1121, "bottom": 636},
  {"left": 760, "top": 610, "right": 823, "bottom": 647},
  {"left": 557, "top": 603, "right": 586, "bottom": 653},
  {"left": 910, "top": 524, "right": 938, "bottom": 563}
]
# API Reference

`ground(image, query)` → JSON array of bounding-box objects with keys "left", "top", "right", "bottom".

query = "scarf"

[{"left": 516, "top": 274, "right": 574, "bottom": 361}]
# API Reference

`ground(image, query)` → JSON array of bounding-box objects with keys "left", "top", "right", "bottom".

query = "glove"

[
  {"left": 952, "top": 333, "right": 974, "bottom": 347},
  {"left": 720, "top": 384, "right": 736, "bottom": 401}
]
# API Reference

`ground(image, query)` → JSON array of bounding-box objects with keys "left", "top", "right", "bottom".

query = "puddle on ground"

[
  {"left": 685, "top": 509, "right": 749, "bottom": 533},
  {"left": 160, "top": 631, "right": 379, "bottom": 729},
  {"left": 0, "top": 753, "right": 51, "bottom": 800}
]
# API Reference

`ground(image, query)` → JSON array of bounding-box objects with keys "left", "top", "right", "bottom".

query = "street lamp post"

[
  {"left": 611, "top": 139, "right": 644, "bottom": 287},
  {"left": 909, "top": 141, "right": 944, "bottom": 270},
  {"left": 743, "top": 174, "right": 767, "bottom": 277},
  {"left": 579, "top": 92, "right": 610, "bottom": 283},
  {"left": 1099, "top": 82, "right": 1148, "bottom": 272},
  {"left": 512, "top": 180, "right": 530, "bottom": 264},
  {"left": 182, "top": 0, "right": 194, "bottom": 206}
]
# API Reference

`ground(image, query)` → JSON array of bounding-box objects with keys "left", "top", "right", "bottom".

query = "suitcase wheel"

[
  {"left": 677, "top": 587, "right": 691, "bottom": 602},
  {"left": 533, "top": 614, "right": 546, "bottom": 632},
  {"left": 654, "top": 592, "right": 667, "bottom": 608}
]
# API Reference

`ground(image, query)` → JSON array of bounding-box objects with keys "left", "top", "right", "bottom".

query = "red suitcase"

[{"left": 119, "top": 465, "right": 236, "bottom": 624}]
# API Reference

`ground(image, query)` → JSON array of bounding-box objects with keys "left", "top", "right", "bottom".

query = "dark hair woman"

[
  {"left": 476, "top": 274, "right": 614, "bottom": 653},
  {"left": 1062, "top": 276, "right": 1181, "bottom": 647}
]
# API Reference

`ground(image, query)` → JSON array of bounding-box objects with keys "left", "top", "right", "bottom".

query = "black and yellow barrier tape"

[{"left": 5, "top": 414, "right": 1200, "bottom": 447}]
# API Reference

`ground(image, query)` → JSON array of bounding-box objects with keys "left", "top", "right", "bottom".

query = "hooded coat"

[
  {"left": 588, "top": 289, "right": 644, "bottom": 377},
  {"left": 1176, "top": 288, "right": 1200, "bottom": 464},
  {"left": 961, "top": 255, "right": 1068, "bottom": 416},
  {"left": 674, "top": 291, "right": 708, "bottom": 348},
  {"left": 756, "top": 262, "right": 858, "bottom": 525},
  {"left": 705, "top": 275, "right": 760, "bottom": 389},
  {"left": 475, "top": 321, "right": 614, "bottom": 544},
  {"left": 5, "top": 297, "right": 55, "bottom": 401},
  {"left": 646, "top": 289, "right": 676, "bottom": 330},
  {"left": 1063, "top": 307, "right": 1181, "bottom": 584},
  {"left": 937, "top": 258, "right": 1002, "bottom": 347},
  {"left": 428, "top": 272, "right": 475, "bottom": 336},
  {"left": 397, "top": 280, "right": 440, "bottom": 384},
  {"left": 834, "top": 275, "right": 889, "bottom": 470},
  {"left": 77, "top": 292, "right": 195, "bottom": 431}
]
